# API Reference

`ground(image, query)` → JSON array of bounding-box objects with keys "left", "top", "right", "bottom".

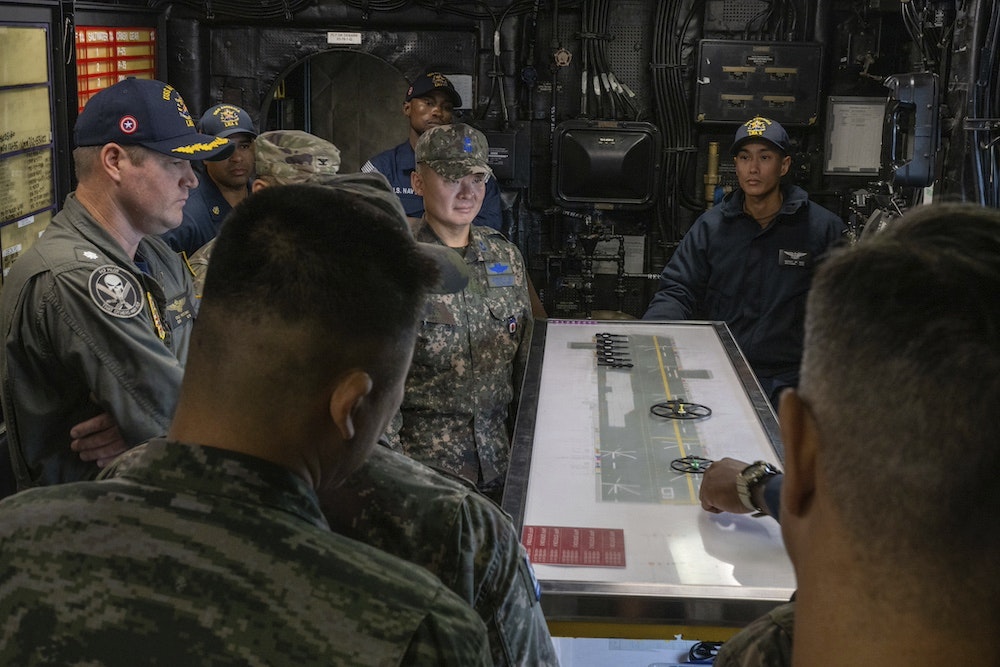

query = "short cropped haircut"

[
  {"left": 800, "top": 202, "right": 1000, "bottom": 616},
  {"left": 72, "top": 146, "right": 100, "bottom": 181},
  {"left": 199, "top": 183, "right": 439, "bottom": 384},
  {"left": 73, "top": 144, "right": 148, "bottom": 182}
]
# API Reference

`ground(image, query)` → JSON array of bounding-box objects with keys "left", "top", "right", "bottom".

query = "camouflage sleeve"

[
  {"left": 400, "top": 588, "right": 493, "bottom": 666},
  {"left": 96, "top": 442, "right": 149, "bottom": 479},
  {"left": 382, "top": 409, "right": 403, "bottom": 450},
  {"left": 457, "top": 493, "right": 559, "bottom": 666},
  {"left": 714, "top": 601, "right": 795, "bottom": 667},
  {"left": 186, "top": 239, "right": 213, "bottom": 299}
]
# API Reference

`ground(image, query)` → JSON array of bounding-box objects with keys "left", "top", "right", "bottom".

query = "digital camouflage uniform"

[
  {"left": 385, "top": 221, "right": 531, "bottom": 490},
  {"left": 187, "top": 129, "right": 342, "bottom": 297},
  {"left": 0, "top": 194, "right": 197, "bottom": 487},
  {"left": 384, "top": 123, "right": 532, "bottom": 491},
  {"left": 714, "top": 601, "right": 794, "bottom": 667},
  {"left": 643, "top": 183, "right": 844, "bottom": 399},
  {"left": 0, "top": 439, "right": 492, "bottom": 665},
  {"left": 324, "top": 443, "right": 558, "bottom": 666}
]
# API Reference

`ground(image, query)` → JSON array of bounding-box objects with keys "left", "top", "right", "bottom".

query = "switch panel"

[{"left": 694, "top": 40, "right": 824, "bottom": 126}]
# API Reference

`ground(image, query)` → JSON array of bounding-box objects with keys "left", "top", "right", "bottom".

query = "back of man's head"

[
  {"left": 196, "top": 183, "right": 439, "bottom": 388},
  {"left": 799, "top": 202, "right": 1000, "bottom": 620}
]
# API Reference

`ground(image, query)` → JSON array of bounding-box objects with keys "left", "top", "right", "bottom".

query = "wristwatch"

[{"left": 736, "top": 461, "right": 780, "bottom": 516}]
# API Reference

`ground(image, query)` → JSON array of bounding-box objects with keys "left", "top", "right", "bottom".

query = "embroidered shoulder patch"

[{"left": 88, "top": 265, "right": 144, "bottom": 319}]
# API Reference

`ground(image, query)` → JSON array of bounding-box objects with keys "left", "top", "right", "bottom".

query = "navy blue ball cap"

[
  {"left": 730, "top": 116, "right": 791, "bottom": 156},
  {"left": 74, "top": 78, "right": 235, "bottom": 160},
  {"left": 405, "top": 71, "right": 462, "bottom": 108},
  {"left": 197, "top": 103, "right": 257, "bottom": 139}
]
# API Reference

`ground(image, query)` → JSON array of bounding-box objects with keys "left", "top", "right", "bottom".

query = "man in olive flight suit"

[{"left": 0, "top": 77, "right": 232, "bottom": 488}]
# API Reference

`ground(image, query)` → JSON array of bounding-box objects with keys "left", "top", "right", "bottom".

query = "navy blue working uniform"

[{"left": 644, "top": 183, "right": 844, "bottom": 399}]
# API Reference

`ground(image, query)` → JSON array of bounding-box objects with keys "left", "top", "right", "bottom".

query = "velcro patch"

[
  {"left": 486, "top": 261, "right": 515, "bottom": 287},
  {"left": 778, "top": 249, "right": 810, "bottom": 267},
  {"left": 88, "top": 265, "right": 143, "bottom": 319},
  {"left": 165, "top": 297, "right": 194, "bottom": 327}
]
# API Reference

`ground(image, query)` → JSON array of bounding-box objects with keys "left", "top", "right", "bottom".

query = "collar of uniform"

[
  {"left": 62, "top": 194, "right": 138, "bottom": 267},
  {"left": 722, "top": 184, "right": 809, "bottom": 222},
  {"left": 62, "top": 193, "right": 175, "bottom": 278},
  {"left": 412, "top": 221, "right": 498, "bottom": 264},
  {"left": 107, "top": 438, "right": 329, "bottom": 530}
]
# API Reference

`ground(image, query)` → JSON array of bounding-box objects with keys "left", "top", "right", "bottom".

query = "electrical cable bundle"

[
  {"left": 578, "top": 0, "right": 638, "bottom": 120},
  {"left": 970, "top": 0, "right": 1000, "bottom": 206},
  {"left": 742, "top": 0, "right": 800, "bottom": 42},
  {"left": 901, "top": 0, "right": 957, "bottom": 74},
  {"left": 650, "top": 0, "right": 705, "bottom": 244},
  {"left": 338, "top": 0, "right": 565, "bottom": 23},
  {"left": 151, "top": 0, "right": 554, "bottom": 25}
]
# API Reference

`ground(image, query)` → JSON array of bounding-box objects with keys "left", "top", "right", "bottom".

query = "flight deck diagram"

[
  {"left": 521, "top": 320, "right": 782, "bottom": 511},
  {"left": 508, "top": 319, "right": 792, "bottom": 592},
  {"left": 590, "top": 331, "right": 711, "bottom": 505}
]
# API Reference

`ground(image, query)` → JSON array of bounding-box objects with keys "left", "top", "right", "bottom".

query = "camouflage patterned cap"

[
  {"left": 415, "top": 123, "right": 493, "bottom": 181},
  {"left": 310, "top": 171, "right": 470, "bottom": 294},
  {"left": 254, "top": 130, "right": 342, "bottom": 184}
]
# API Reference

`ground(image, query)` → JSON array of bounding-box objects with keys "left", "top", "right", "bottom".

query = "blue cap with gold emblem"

[
  {"left": 405, "top": 71, "right": 462, "bottom": 108},
  {"left": 197, "top": 103, "right": 258, "bottom": 139},
  {"left": 730, "top": 116, "right": 791, "bottom": 156},
  {"left": 74, "top": 77, "right": 234, "bottom": 160}
]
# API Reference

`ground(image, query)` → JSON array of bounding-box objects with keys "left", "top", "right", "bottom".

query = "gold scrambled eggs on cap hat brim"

[{"left": 74, "top": 78, "right": 234, "bottom": 161}]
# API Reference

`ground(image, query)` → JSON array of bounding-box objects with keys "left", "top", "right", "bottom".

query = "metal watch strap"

[{"left": 736, "top": 460, "right": 779, "bottom": 517}]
